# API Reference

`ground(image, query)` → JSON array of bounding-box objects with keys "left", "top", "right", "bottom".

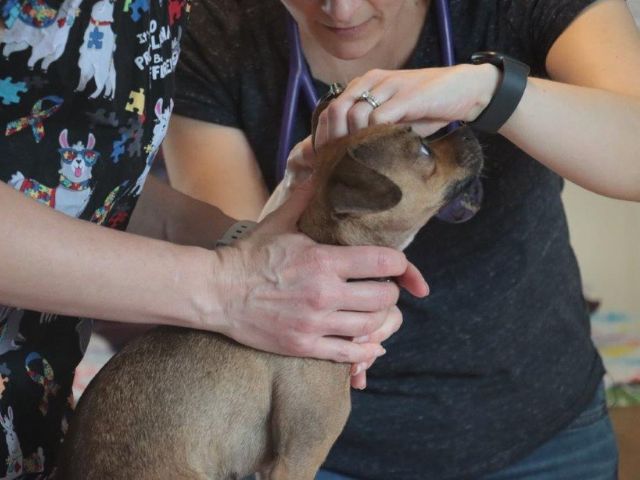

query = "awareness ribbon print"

[
  {"left": 25, "top": 352, "right": 60, "bottom": 416},
  {"left": 5, "top": 96, "right": 64, "bottom": 143}
]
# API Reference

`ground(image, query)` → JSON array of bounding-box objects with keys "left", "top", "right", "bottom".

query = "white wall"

[
  {"left": 562, "top": 0, "right": 640, "bottom": 314},
  {"left": 563, "top": 184, "right": 640, "bottom": 314},
  {"left": 629, "top": 0, "right": 640, "bottom": 24}
]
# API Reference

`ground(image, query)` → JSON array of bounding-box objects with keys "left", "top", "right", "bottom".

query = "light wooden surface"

[{"left": 610, "top": 406, "right": 640, "bottom": 480}]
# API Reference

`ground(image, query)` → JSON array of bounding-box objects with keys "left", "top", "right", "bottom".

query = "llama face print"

[{"left": 9, "top": 129, "right": 100, "bottom": 218}]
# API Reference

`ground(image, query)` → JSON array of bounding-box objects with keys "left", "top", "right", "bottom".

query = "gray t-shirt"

[{"left": 174, "top": 1, "right": 604, "bottom": 478}]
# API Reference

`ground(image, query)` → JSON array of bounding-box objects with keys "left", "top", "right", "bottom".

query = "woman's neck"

[{"left": 300, "top": 0, "right": 430, "bottom": 85}]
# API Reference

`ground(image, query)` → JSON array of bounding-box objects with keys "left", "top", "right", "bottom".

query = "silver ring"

[{"left": 357, "top": 90, "right": 381, "bottom": 109}]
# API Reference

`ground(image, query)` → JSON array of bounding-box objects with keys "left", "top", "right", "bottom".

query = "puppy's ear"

[{"left": 328, "top": 151, "right": 402, "bottom": 215}]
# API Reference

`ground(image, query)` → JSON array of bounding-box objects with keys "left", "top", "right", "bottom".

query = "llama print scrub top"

[{"left": 0, "top": 0, "right": 189, "bottom": 475}]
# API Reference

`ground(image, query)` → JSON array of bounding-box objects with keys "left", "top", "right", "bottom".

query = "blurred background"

[
  {"left": 564, "top": 3, "right": 640, "bottom": 478},
  {"left": 564, "top": 0, "right": 640, "bottom": 315}
]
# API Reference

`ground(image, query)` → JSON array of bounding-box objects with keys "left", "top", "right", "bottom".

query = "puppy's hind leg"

[{"left": 265, "top": 362, "right": 351, "bottom": 480}]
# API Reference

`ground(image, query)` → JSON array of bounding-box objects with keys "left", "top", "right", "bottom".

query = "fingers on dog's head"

[{"left": 312, "top": 83, "right": 345, "bottom": 149}]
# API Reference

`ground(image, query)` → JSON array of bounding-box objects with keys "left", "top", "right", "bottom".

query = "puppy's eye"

[{"left": 419, "top": 141, "right": 432, "bottom": 157}]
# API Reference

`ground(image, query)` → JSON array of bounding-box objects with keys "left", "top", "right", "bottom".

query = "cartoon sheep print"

[{"left": 0, "top": 0, "right": 190, "bottom": 475}]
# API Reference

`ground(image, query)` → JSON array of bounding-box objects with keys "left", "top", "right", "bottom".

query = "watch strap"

[
  {"left": 469, "top": 51, "right": 530, "bottom": 134},
  {"left": 216, "top": 220, "right": 257, "bottom": 247}
]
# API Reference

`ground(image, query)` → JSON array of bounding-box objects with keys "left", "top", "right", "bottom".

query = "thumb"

[{"left": 259, "top": 177, "right": 316, "bottom": 232}]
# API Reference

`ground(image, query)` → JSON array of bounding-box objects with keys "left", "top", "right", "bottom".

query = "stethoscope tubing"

[
  {"left": 276, "top": 0, "right": 456, "bottom": 180},
  {"left": 276, "top": 19, "right": 320, "bottom": 179}
]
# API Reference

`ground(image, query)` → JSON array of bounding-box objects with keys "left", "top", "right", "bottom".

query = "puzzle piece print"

[
  {"left": 107, "top": 209, "right": 129, "bottom": 229},
  {"left": 110, "top": 116, "right": 145, "bottom": 162},
  {"left": 0, "top": 77, "right": 28, "bottom": 105},
  {"left": 124, "top": 117, "right": 144, "bottom": 158},
  {"left": 86, "top": 108, "right": 119, "bottom": 128},
  {"left": 20, "top": 0, "right": 57, "bottom": 27},
  {"left": 127, "top": 134, "right": 143, "bottom": 157},
  {"left": 125, "top": 88, "right": 145, "bottom": 114},
  {"left": 91, "top": 181, "right": 129, "bottom": 225},
  {"left": 23, "top": 76, "right": 49, "bottom": 90},
  {"left": 168, "top": 0, "right": 185, "bottom": 26},
  {"left": 2, "top": 0, "right": 21, "bottom": 28},
  {"left": 88, "top": 26, "right": 104, "bottom": 49},
  {"left": 122, "top": 0, "right": 133, "bottom": 11},
  {"left": 111, "top": 133, "right": 127, "bottom": 163},
  {"left": 129, "top": 0, "right": 149, "bottom": 22}
]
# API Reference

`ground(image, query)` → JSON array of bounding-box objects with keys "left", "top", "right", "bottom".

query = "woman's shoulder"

[
  {"left": 187, "top": 0, "right": 285, "bottom": 38},
  {"left": 185, "top": 0, "right": 287, "bottom": 60}
]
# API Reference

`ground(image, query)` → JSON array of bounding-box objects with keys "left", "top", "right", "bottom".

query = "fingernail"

[
  {"left": 354, "top": 335, "right": 369, "bottom": 343},
  {"left": 352, "top": 364, "right": 363, "bottom": 376},
  {"left": 375, "top": 346, "right": 387, "bottom": 357}
]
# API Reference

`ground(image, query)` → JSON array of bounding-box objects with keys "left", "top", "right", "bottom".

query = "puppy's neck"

[{"left": 298, "top": 197, "right": 340, "bottom": 246}]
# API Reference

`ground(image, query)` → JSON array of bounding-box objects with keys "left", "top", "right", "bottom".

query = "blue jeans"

[{"left": 316, "top": 384, "right": 618, "bottom": 480}]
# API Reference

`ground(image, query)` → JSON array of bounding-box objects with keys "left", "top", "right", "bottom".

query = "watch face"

[{"left": 470, "top": 51, "right": 503, "bottom": 67}]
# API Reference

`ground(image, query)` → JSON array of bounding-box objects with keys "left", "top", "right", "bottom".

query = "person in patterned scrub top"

[{"left": 0, "top": 1, "right": 426, "bottom": 477}]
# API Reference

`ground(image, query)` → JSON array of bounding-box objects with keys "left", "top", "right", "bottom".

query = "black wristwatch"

[{"left": 468, "top": 51, "right": 530, "bottom": 134}]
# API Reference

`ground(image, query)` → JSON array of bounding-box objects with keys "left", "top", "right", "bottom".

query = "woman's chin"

[{"left": 320, "top": 40, "right": 377, "bottom": 61}]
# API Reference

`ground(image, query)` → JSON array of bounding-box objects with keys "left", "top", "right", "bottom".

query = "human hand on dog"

[
  {"left": 258, "top": 136, "right": 315, "bottom": 221},
  {"left": 350, "top": 264, "right": 428, "bottom": 389},
  {"left": 314, "top": 64, "right": 500, "bottom": 146},
  {"left": 258, "top": 137, "right": 426, "bottom": 387},
  {"left": 214, "top": 179, "right": 428, "bottom": 368}
]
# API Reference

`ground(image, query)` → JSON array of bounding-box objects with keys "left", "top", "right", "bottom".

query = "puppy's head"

[{"left": 300, "top": 91, "right": 483, "bottom": 249}]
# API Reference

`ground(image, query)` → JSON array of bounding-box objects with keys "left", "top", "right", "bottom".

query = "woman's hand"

[
  {"left": 213, "top": 179, "right": 429, "bottom": 369},
  {"left": 315, "top": 63, "right": 500, "bottom": 147},
  {"left": 258, "top": 136, "right": 315, "bottom": 221}
]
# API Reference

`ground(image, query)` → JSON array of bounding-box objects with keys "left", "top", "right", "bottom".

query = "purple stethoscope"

[{"left": 276, "top": 0, "right": 483, "bottom": 223}]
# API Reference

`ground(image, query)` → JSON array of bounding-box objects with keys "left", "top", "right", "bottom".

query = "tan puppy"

[{"left": 57, "top": 120, "right": 483, "bottom": 479}]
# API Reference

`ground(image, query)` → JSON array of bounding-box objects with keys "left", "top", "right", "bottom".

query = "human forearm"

[
  {"left": 1, "top": 181, "right": 429, "bottom": 365},
  {"left": 163, "top": 117, "right": 270, "bottom": 220},
  {"left": 500, "top": 78, "right": 640, "bottom": 201},
  {"left": 127, "top": 174, "right": 236, "bottom": 248},
  {"left": 0, "top": 182, "right": 218, "bottom": 328},
  {"left": 314, "top": 1, "right": 640, "bottom": 201}
]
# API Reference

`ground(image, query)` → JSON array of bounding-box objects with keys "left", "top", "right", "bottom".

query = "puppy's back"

[{"left": 58, "top": 327, "right": 276, "bottom": 479}]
